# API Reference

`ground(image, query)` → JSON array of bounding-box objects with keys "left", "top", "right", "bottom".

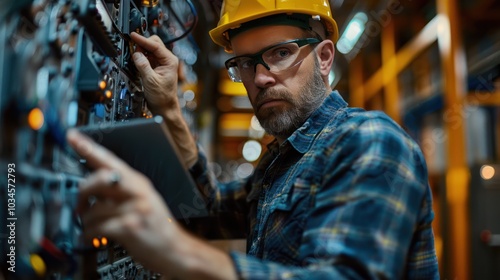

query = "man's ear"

[{"left": 316, "top": 40, "right": 335, "bottom": 77}]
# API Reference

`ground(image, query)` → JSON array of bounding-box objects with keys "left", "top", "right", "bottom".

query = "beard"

[{"left": 254, "top": 62, "right": 328, "bottom": 139}]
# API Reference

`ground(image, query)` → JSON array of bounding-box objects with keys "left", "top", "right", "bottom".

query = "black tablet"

[{"left": 77, "top": 116, "right": 208, "bottom": 221}]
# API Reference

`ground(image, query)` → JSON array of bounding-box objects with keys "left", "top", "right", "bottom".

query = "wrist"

[{"left": 147, "top": 101, "right": 180, "bottom": 118}]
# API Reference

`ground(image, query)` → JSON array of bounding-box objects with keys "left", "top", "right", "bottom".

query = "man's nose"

[{"left": 253, "top": 63, "right": 275, "bottom": 86}]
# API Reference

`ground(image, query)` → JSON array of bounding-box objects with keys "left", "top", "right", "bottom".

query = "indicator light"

[
  {"left": 99, "top": 80, "right": 107, "bottom": 90},
  {"left": 92, "top": 237, "right": 101, "bottom": 248},
  {"left": 105, "top": 90, "right": 113, "bottom": 99},
  {"left": 30, "top": 254, "right": 46, "bottom": 277},
  {"left": 28, "top": 108, "right": 44, "bottom": 131}
]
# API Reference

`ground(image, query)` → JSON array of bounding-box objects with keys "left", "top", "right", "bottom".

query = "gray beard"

[{"left": 255, "top": 65, "right": 328, "bottom": 139}]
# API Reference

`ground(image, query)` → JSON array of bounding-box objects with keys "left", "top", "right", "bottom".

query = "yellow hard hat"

[{"left": 209, "top": 0, "right": 339, "bottom": 53}]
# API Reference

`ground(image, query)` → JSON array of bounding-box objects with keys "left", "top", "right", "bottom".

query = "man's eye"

[
  {"left": 267, "top": 46, "right": 293, "bottom": 60},
  {"left": 276, "top": 49, "right": 291, "bottom": 58},
  {"left": 240, "top": 59, "right": 255, "bottom": 69}
]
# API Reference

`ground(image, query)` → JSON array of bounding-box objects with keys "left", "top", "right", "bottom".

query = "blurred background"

[{"left": 1, "top": 0, "right": 499, "bottom": 279}]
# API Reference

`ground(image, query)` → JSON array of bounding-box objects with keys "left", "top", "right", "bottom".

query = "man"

[{"left": 67, "top": 0, "right": 439, "bottom": 279}]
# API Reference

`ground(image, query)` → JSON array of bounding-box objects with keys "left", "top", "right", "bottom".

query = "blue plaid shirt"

[{"left": 190, "top": 91, "right": 439, "bottom": 279}]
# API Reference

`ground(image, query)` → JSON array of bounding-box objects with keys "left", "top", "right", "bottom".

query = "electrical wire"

[{"left": 162, "top": 0, "right": 198, "bottom": 45}]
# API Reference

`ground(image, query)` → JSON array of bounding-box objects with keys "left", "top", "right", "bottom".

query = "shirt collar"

[{"left": 269, "top": 90, "right": 347, "bottom": 154}]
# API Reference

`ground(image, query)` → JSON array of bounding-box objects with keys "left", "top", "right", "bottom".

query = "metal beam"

[
  {"left": 466, "top": 91, "right": 500, "bottom": 106},
  {"left": 356, "top": 15, "right": 440, "bottom": 101},
  {"left": 349, "top": 55, "right": 365, "bottom": 108},
  {"left": 437, "top": 0, "right": 470, "bottom": 279},
  {"left": 381, "top": 19, "right": 400, "bottom": 123}
]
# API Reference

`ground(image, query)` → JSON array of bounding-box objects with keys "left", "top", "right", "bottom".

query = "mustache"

[{"left": 255, "top": 88, "right": 291, "bottom": 105}]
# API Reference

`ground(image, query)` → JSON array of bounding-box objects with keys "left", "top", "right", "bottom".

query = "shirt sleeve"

[
  {"left": 188, "top": 145, "right": 250, "bottom": 238},
  {"left": 229, "top": 116, "right": 439, "bottom": 279}
]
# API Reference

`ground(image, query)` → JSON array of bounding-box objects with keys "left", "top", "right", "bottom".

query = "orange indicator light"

[
  {"left": 28, "top": 108, "right": 44, "bottom": 131},
  {"left": 30, "top": 254, "right": 46, "bottom": 277},
  {"left": 99, "top": 80, "right": 107, "bottom": 90},
  {"left": 92, "top": 237, "right": 100, "bottom": 248},
  {"left": 105, "top": 90, "right": 113, "bottom": 99}
]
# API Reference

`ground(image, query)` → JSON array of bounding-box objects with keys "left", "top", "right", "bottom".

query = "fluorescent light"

[{"left": 337, "top": 12, "right": 368, "bottom": 54}]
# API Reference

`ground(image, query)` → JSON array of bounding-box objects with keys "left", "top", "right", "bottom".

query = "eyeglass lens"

[{"left": 225, "top": 38, "right": 319, "bottom": 82}]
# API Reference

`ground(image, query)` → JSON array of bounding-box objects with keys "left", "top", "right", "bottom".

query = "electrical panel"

[{"left": 0, "top": 0, "right": 198, "bottom": 278}]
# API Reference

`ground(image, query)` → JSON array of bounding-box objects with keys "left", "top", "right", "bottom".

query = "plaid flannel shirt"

[{"left": 189, "top": 91, "right": 439, "bottom": 279}]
